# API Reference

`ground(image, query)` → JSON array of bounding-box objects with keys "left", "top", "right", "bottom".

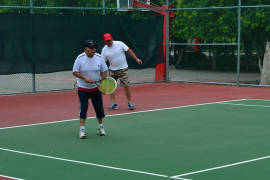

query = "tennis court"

[{"left": 0, "top": 83, "right": 270, "bottom": 180}]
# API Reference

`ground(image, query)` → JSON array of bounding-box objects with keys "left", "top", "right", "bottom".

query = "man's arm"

[
  {"left": 127, "top": 48, "right": 142, "bottom": 65},
  {"left": 100, "top": 71, "right": 107, "bottom": 80},
  {"left": 72, "top": 72, "right": 94, "bottom": 83}
]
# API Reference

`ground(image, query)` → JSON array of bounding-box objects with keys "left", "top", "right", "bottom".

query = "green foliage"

[
  {"left": 172, "top": 0, "right": 239, "bottom": 42},
  {"left": 172, "top": 0, "right": 270, "bottom": 43},
  {"left": 170, "top": 0, "right": 270, "bottom": 72},
  {"left": 0, "top": 0, "right": 29, "bottom": 13},
  {"left": 0, "top": 0, "right": 29, "bottom": 6}
]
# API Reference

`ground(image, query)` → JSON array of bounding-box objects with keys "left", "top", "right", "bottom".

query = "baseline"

[{"left": 219, "top": 102, "right": 270, "bottom": 108}]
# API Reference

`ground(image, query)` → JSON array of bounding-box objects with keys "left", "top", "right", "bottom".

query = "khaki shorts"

[{"left": 109, "top": 68, "right": 129, "bottom": 86}]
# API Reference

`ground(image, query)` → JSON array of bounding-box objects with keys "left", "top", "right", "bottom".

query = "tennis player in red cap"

[{"left": 101, "top": 33, "right": 142, "bottom": 110}]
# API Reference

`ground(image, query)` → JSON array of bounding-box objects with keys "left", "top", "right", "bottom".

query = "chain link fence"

[{"left": 0, "top": 0, "right": 269, "bottom": 95}]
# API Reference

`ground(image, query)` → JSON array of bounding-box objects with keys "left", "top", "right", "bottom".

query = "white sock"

[
  {"left": 80, "top": 126, "right": 85, "bottom": 131},
  {"left": 98, "top": 124, "right": 103, "bottom": 128}
]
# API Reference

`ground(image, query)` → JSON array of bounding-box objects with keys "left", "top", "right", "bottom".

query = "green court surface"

[{"left": 0, "top": 99, "right": 269, "bottom": 180}]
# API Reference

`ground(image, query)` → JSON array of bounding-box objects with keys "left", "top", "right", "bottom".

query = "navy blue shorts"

[{"left": 78, "top": 90, "right": 105, "bottom": 119}]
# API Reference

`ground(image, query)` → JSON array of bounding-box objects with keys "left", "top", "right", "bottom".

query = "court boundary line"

[
  {"left": 0, "top": 99, "right": 247, "bottom": 130},
  {"left": 246, "top": 99, "right": 270, "bottom": 102},
  {"left": 219, "top": 102, "right": 270, "bottom": 108},
  {"left": 171, "top": 155, "right": 270, "bottom": 179},
  {"left": 0, "top": 174, "right": 24, "bottom": 180},
  {"left": 0, "top": 147, "right": 169, "bottom": 179}
]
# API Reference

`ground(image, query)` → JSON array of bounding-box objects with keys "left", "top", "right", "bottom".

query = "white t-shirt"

[
  {"left": 101, "top": 41, "right": 129, "bottom": 70},
  {"left": 73, "top": 52, "right": 108, "bottom": 89}
]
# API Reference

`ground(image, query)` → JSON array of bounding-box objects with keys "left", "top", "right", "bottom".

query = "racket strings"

[{"left": 99, "top": 78, "right": 117, "bottom": 94}]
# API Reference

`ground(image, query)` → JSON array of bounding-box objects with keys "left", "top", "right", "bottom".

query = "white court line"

[
  {"left": 171, "top": 178, "right": 191, "bottom": 180},
  {"left": 0, "top": 174, "right": 24, "bottom": 180},
  {"left": 0, "top": 147, "right": 168, "bottom": 178},
  {"left": 171, "top": 155, "right": 270, "bottom": 179},
  {"left": 219, "top": 102, "right": 270, "bottom": 108},
  {"left": 246, "top": 99, "right": 270, "bottom": 102},
  {"left": 0, "top": 99, "right": 247, "bottom": 130}
]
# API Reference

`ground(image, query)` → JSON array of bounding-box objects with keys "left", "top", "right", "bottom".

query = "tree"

[
  {"left": 241, "top": 2, "right": 270, "bottom": 84},
  {"left": 172, "top": 0, "right": 270, "bottom": 84},
  {"left": 261, "top": 41, "right": 270, "bottom": 84},
  {"left": 0, "top": 0, "right": 29, "bottom": 13}
]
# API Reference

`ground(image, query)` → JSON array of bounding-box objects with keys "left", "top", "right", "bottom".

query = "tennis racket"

[
  {"left": 73, "top": 77, "right": 117, "bottom": 95},
  {"left": 97, "top": 77, "right": 117, "bottom": 95}
]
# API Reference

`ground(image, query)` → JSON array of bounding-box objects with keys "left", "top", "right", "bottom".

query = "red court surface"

[
  {"left": 1, "top": 82, "right": 270, "bottom": 128},
  {"left": 0, "top": 176, "right": 17, "bottom": 180}
]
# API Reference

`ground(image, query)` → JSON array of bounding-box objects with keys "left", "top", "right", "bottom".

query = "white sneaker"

[
  {"left": 79, "top": 129, "right": 86, "bottom": 139},
  {"left": 99, "top": 126, "right": 106, "bottom": 136}
]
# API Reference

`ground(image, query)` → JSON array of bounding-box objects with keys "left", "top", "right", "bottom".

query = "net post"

[
  {"left": 32, "top": 70, "right": 36, "bottom": 93},
  {"left": 30, "top": 0, "right": 36, "bottom": 93}
]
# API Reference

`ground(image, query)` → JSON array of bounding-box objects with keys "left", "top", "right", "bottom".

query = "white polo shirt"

[
  {"left": 101, "top": 41, "right": 129, "bottom": 71},
  {"left": 73, "top": 52, "right": 108, "bottom": 89}
]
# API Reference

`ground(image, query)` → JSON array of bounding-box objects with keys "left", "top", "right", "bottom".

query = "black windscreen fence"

[{"left": 0, "top": 14, "right": 162, "bottom": 75}]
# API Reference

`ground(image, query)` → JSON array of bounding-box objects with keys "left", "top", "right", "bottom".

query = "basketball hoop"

[
  {"left": 117, "top": 0, "right": 151, "bottom": 11},
  {"left": 117, "top": 0, "right": 133, "bottom": 11},
  {"left": 116, "top": 0, "right": 153, "bottom": 11}
]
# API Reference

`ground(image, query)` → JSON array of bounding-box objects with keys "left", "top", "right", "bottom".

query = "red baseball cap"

[{"left": 104, "top": 33, "right": 112, "bottom": 42}]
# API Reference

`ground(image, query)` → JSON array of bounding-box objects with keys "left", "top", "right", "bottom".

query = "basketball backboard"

[
  {"left": 117, "top": 0, "right": 132, "bottom": 11},
  {"left": 117, "top": 0, "right": 151, "bottom": 11}
]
